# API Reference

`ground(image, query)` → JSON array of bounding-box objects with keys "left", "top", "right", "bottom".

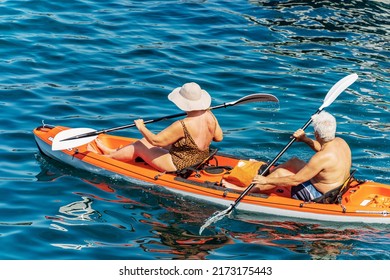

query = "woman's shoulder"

[{"left": 170, "top": 119, "right": 185, "bottom": 128}]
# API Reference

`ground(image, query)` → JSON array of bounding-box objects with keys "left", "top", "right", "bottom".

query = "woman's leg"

[
  {"left": 93, "top": 138, "right": 136, "bottom": 162},
  {"left": 91, "top": 138, "right": 177, "bottom": 172},
  {"left": 131, "top": 139, "right": 177, "bottom": 172}
]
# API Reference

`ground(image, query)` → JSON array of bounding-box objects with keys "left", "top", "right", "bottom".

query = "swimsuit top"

[{"left": 169, "top": 120, "right": 211, "bottom": 170}]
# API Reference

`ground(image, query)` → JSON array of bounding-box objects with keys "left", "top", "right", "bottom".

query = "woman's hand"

[{"left": 134, "top": 119, "right": 145, "bottom": 131}]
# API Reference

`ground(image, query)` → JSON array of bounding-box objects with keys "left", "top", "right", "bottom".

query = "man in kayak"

[
  {"left": 251, "top": 111, "right": 352, "bottom": 201},
  {"left": 88, "top": 82, "right": 223, "bottom": 172}
]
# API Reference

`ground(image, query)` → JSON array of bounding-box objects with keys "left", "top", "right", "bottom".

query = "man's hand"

[
  {"left": 252, "top": 175, "right": 267, "bottom": 185},
  {"left": 293, "top": 129, "right": 307, "bottom": 142}
]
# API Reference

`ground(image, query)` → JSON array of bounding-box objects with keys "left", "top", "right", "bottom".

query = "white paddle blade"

[
  {"left": 320, "top": 73, "right": 358, "bottom": 110},
  {"left": 52, "top": 128, "right": 97, "bottom": 151}
]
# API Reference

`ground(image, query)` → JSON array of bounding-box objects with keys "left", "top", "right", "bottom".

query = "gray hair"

[{"left": 311, "top": 111, "right": 336, "bottom": 142}]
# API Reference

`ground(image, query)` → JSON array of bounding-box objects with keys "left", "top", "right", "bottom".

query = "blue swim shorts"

[{"left": 291, "top": 180, "right": 322, "bottom": 202}]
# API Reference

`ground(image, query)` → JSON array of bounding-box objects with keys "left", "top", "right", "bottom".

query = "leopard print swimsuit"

[{"left": 169, "top": 120, "right": 210, "bottom": 170}]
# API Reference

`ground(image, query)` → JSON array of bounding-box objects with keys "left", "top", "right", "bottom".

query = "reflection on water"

[
  {"left": 227, "top": 215, "right": 390, "bottom": 259},
  {"left": 140, "top": 225, "right": 233, "bottom": 260},
  {"left": 228, "top": 221, "right": 356, "bottom": 260},
  {"left": 58, "top": 197, "right": 98, "bottom": 222},
  {"left": 51, "top": 240, "right": 134, "bottom": 251}
]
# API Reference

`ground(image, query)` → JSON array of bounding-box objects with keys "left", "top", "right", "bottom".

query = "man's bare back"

[{"left": 305, "top": 137, "right": 351, "bottom": 193}]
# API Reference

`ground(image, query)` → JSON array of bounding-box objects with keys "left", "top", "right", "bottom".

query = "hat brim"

[{"left": 168, "top": 87, "right": 211, "bottom": 111}]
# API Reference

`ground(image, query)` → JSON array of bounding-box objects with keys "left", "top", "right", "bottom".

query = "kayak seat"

[
  {"left": 312, "top": 170, "right": 357, "bottom": 205},
  {"left": 153, "top": 149, "right": 232, "bottom": 180},
  {"left": 175, "top": 148, "right": 219, "bottom": 179}
]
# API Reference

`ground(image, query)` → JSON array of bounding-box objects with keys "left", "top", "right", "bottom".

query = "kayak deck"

[{"left": 33, "top": 125, "right": 390, "bottom": 224}]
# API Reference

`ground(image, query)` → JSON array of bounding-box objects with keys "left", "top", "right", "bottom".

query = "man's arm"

[
  {"left": 294, "top": 129, "right": 321, "bottom": 152},
  {"left": 252, "top": 153, "right": 324, "bottom": 189}
]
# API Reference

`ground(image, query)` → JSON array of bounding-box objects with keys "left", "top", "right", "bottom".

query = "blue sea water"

[{"left": 0, "top": 0, "right": 389, "bottom": 261}]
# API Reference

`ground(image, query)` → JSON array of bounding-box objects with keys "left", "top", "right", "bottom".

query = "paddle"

[
  {"left": 199, "top": 73, "right": 358, "bottom": 235},
  {"left": 52, "top": 93, "right": 279, "bottom": 151}
]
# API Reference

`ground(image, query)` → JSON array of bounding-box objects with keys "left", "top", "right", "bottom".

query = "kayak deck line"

[{"left": 33, "top": 125, "right": 390, "bottom": 224}]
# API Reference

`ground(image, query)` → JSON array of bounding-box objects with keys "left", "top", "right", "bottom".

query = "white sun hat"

[{"left": 168, "top": 82, "right": 211, "bottom": 112}]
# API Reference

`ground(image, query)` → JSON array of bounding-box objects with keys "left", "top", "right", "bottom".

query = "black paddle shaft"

[{"left": 61, "top": 93, "right": 278, "bottom": 142}]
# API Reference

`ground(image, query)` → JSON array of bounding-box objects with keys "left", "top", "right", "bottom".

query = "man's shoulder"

[
  {"left": 332, "top": 137, "right": 351, "bottom": 150},
  {"left": 334, "top": 136, "right": 348, "bottom": 143},
  {"left": 309, "top": 147, "right": 337, "bottom": 167}
]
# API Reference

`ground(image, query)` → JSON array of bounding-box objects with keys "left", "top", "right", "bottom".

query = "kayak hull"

[{"left": 33, "top": 125, "right": 390, "bottom": 224}]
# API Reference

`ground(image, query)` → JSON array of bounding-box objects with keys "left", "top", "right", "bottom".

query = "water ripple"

[{"left": 0, "top": 0, "right": 389, "bottom": 260}]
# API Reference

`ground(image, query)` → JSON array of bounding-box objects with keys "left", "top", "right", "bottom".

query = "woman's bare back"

[{"left": 183, "top": 111, "right": 220, "bottom": 151}]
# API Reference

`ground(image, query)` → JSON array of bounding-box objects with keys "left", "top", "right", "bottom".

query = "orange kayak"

[{"left": 33, "top": 125, "right": 390, "bottom": 224}]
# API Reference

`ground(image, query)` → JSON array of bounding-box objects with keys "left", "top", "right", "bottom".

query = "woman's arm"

[
  {"left": 213, "top": 123, "right": 223, "bottom": 142},
  {"left": 211, "top": 113, "right": 223, "bottom": 142},
  {"left": 135, "top": 119, "right": 183, "bottom": 147}
]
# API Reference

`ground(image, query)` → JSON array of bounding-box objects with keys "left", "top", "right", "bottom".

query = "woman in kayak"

[
  {"left": 88, "top": 82, "right": 223, "bottom": 172},
  {"left": 224, "top": 111, "right": 352, "bottom": 201}
]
